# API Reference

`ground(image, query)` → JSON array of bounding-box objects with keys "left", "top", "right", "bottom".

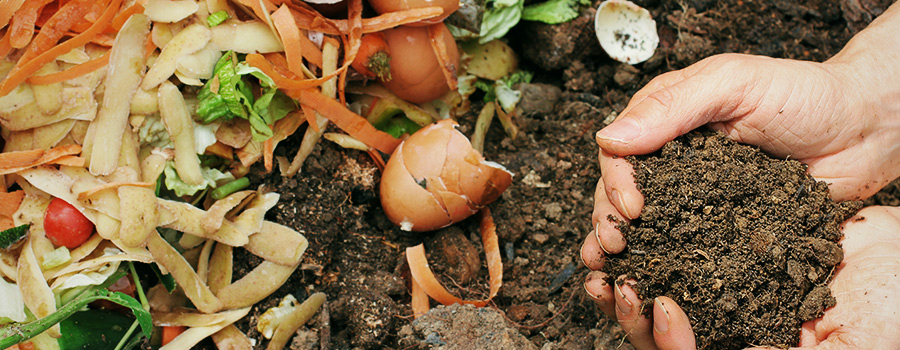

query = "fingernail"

[
  {"left": 595, "top": 223, "right": 610, "bottom": 255},
  {"left": 611, "top": 189, "right": 636, "bottom": 220},
  {"left": 596, "top": 117, "right": 643, "bottom": 144},
  {"left": 654, "top": 298, "right": 670, "bottom": 334},
  {"left": 580, "top": 239, "right": 591, "bottom": 268},
  {"left": 614, "top": 283, "right": 633, "bottom": 316},
  {"left": 583, "top": 281, "right": 601, "bottom": 300}
]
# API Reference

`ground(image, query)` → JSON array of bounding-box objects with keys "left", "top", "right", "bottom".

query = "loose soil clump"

[{"left": 602, "top": 130, "right": 862, "bottom": 350}]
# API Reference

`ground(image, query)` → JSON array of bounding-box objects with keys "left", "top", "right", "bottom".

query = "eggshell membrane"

[
  {"left": 594, "top": 0, "right": 659, "bottom": 65},
  {"left": 368, "top": 0, "right": 460, "bottom": 26},
  {"left": 379, "top": 24, "right": 459, "bottom": 104},
  {"left": 380, "top": 119, "right": 513, "bottom": 231}
]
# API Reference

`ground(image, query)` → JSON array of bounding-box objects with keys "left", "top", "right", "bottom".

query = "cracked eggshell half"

[
  {"left": 594, "top": 0, "right": 659, "bottom": 65},
  {"left": 380, "top": 119, "right": 513, "bottom": 232}
]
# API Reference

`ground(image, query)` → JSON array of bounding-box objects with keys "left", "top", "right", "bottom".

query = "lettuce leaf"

[
  {"left": 479, "top": 0, "right": 524, "bottom": 44},
  {"left": 163, "top": 161, "right": 235, "bottom": 197},
  {"left": 522, "top": 0, "right": 590, "bottom": 24},
  {"left": 196, "top": 51, "right": 296, "bottom": 142}
]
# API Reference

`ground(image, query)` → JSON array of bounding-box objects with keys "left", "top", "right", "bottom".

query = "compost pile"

[{"left": 602, "top": 130, "right": 862, "bottom": 349}]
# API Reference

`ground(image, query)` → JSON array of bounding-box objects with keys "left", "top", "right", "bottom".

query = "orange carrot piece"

[
  {"left": 0, "top": 0, "right": 119, "bottom": 95},
  {"left": 8, "top": 0, "right": 52, "bottom": 49},
  {"left": 263, "top": 136, "right": 274, "bottom": 173},
  {"left": 27, "top": 49, "right": 110, "bottom": 85},
  {"left": 296, "top": 33, "right": 322, "bottom": 68},
  {"left": 0, "top": 30, "right": 13, "bottom": 61},
  {"left": 60, "top": 30, "right": 115, "bottom": 46},
  {"left": 300, "top": 103, "right": 319, "bottom": 133},
  {"left": 410, "top": 278, "right": 429, "bottom": 319},
  {"left": 0, "top": 190, "right": 25, "bottom": 220},
  {"left": 246, "top": 53, "right": 337, "bottom": 91},
  {"left": 289, "top": 6, "right": 443, "bottom": 35},
  {"left": 270, "top": 5, "right": 305, "bottom": 77},
  {"left": 0, "top": 144, "right": 83, "bottom": 175},
  {"left": 109, "top": 3, "right": 143, "bottom": 31},
  {"left": 20, "top": 0, "right": 94, "bottom": 64},
  {"left": 296, "top": 88, "right": 400, "bottom": 154},
  {"left": 69, "top": 0, "right": 104, "bottom": 33},
  {"left": 161, "top": 326, "right": 186, "bottom": 346},
  {"left": 263, "top": 52, "right": 290, "bottom": 72},
  {"left": 0, "top": 149, "right": 44, "bottom": 168},
  {"left": 406, "top": 208, "right": 503, "bottom": 307},
  {"left": 428, "top": 23, "right": 457, "bottom": 91},
  {"left": 366, "top": 149, "right": 385, "bottom": 172},
  {"left": 350, "top": 33, "right": 390, "bottom": 80},
  {"left": 233, "top": 0, "right": 276, "bottom": 24},
  {"left": 0, "top": 0, "right": 27, "bottom": 31},
  {"left": 338, "top": 0, "right": 363, "bottom": 105}
]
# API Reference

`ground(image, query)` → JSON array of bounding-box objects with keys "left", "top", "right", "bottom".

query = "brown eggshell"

[
  {"left": 379, "top": 24, "right": 459, "bottom": 104},
  {"left": 379, "top": 119, "right": 513, "bottom": 231},
  {"left": 379, "top": 140, "right": 452, "bottom": 231}
]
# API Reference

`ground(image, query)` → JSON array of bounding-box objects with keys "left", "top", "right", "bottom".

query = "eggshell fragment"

[
  {"left": 594, "top": 0, "right": 659, "bottom": 65},
  {"left": 380, "top": 119, "right": 513, "bottom": 231}
]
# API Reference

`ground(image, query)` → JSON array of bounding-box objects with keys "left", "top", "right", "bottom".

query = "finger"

[
  {"left": 592, "top": 178, "right": 628, "bottom": 254},
  {"left": 618, "top": 68, "right": 694, "bottom": 119},
  {"left": 584, "top": 270, "right": 615, "bottom": 318},
  {"left": 616, "top": 280, "right": 657, "bottom": 350},
  {"left": 652, "top": 297, "right": 697, "bottom": 350},
  {"left": 803, "top": 150, "right": 888, "bottom": 201},
  {"left": 600, "top": 149, "right": 644, "bottom": 220},
  {"left": 596, "top": 56, "right": 758, "bottom": 156},
  {"left": 581, "top": 229, "right": 605, "bottom": 270}
]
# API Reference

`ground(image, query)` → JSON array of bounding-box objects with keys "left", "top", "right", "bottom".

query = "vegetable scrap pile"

[{"left": 0, "top": 0, "right": 596, "bottom": 348}]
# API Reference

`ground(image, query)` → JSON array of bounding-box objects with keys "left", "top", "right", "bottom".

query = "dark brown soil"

[
  {"left": 602, "top": 130, "right": 862, "bottom": 349},
  {"left": 209, "top": 0, "right": 895, "bottom": 349}
]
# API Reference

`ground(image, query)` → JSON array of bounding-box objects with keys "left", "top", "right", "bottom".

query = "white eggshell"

[{"left": 594, "top": 0, "right": 659, "bottom": 65}]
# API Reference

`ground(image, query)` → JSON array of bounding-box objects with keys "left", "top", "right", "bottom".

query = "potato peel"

[{"left": 406, "top": 208, "right": 502, "bottom": 307}]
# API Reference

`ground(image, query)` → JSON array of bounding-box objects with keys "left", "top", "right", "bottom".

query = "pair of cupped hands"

[{"left": 581, "top": 47, "right": 900, "bottom": 349}]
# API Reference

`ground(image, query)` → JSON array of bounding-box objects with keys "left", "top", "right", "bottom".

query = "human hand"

[
  {"left": 582, "top": 50, "right": 900, "bottom": 266},
  {"left": 582, "top": 205, "right": 900, "bottom": 350}
]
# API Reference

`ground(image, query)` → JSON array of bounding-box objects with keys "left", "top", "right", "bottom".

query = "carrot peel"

[
  {"left": 406, "top": 208, "right": 503, "bottom": 307},
  {"left": 428, "top": 23, "right": 457, "bottom": 91},
  {"left": 296, "top": 89, "right": 399, "bottom": 154}
]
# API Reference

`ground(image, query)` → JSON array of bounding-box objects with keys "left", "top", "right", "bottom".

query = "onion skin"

[
  {"left": 367, "top": 0, "right": 460, "bottom": 26},
  {"left": 379, "top": 23, "right": 458, "bottom": 104},
  {"left": 380, "top": 119, "right": 513, "bottom": 232}
]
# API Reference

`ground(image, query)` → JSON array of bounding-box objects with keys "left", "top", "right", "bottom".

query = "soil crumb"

[{"left": 602, "top": 130, "right": 862, "bottom": 349}]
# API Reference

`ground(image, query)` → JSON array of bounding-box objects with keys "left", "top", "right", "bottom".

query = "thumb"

[
  {"left": 596, "top": 55, "right": 761, "bottom": 156},
  {"left": 653, "top": 296, "right": 697, "bottom": 350}
]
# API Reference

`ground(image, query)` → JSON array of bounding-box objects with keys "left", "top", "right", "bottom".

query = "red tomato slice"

[{"left": 44, "top": 197, "right": 94, "bottom": 249}]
